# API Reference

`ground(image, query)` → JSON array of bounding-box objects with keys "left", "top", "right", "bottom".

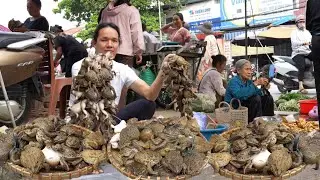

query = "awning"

[
  {"left": 258, "top": 25, "right": 296, "bottom": 39},
  {"left": 224, "top": 27, "right": 266, "bottom": 41},
  {"left": 232, "top": 44, "right": 274, "bottom": 57},
  {"left": 270, "top": 16, "right": 294, "bottom": 27}
]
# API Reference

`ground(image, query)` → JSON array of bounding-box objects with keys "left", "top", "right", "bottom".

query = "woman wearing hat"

[
  {"left": 225, "top": 59, "right": 274, "bottom": 122},
  {"left": 197, "top": 22, "right": 220, "bottom": 81},
  {"left": 161, "top": 13, "right": 191, "bottom": 45}
]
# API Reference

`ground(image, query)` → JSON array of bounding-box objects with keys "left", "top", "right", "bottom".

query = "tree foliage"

[{"left": 53, "top": 0, "right": 183, "bottom": 40}]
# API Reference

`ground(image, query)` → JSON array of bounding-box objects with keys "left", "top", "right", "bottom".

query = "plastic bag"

[{"left": 191, "top": 93, "right": 215, "bottom": 113}]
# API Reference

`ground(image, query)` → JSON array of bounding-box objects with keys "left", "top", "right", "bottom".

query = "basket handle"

[
  {"left": 218, "top": 101, "right": 231, "bottom": 109},
  {"left": 230, "top": 98, "right": 243, "bottom": 110}
]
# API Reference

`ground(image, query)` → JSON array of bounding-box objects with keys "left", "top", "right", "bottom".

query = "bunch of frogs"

[
  {"left": 110, "top": 117, "right": 208, "bottom": 177},
  {"left": 161, "top": 55, "right": 197, "bottom": 119},
  {"left": 208, "top": 119, "right": 301, "bottom": 177},
  {"left": 9, "top": 116, "right": 108, "bottom": 174},
  {"left": 70, "top": 52, "right": 118, "bottom": 140}
]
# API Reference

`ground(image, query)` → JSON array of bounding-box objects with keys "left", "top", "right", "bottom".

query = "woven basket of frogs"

[
  {"left": 107, "top": 116, "right": 212, "bottom": 180},
  {"left": 208, "top": 118, "right": 306, "bottom": 179},
  {"left": 6, "top": 116, "right": 108, "bottom": 179}
]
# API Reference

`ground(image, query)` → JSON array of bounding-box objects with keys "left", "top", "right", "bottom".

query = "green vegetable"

[
  {"left": 278, "top": 93, "right": 310, "bottom": 101},
  {"left": 275, "top": 99, "right": 287, "bottom": 106},
  {"left": 277, "top": 99, "right": 299, "bottom": 112}
]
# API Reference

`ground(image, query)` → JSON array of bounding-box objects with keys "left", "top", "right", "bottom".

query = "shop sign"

[{"left": 220, "top": 0, "right": 295, "bottom": 29}]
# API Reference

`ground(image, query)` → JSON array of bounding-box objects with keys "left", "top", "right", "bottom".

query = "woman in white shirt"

[
  {"left": 290, "top": 15, "right": 312, "bottom": 94},
  {"left": 198, "top": 55, "right": 227, "bottom": 107},
  {"left": 71, "top": 23, "right": 172, "bottom": 123}
]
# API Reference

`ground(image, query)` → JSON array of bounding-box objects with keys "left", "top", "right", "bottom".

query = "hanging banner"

[
  {"left": 180, "top": 1, "right": 221, "bottom": 33},
  {"left": 220, "top": 0, "right": 295, "bottom": 29}
]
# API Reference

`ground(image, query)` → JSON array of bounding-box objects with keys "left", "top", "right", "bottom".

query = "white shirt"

[
  {"left": 143, "top": 31, "right": 160, "bottom": 54},
  {"left": 70, "top": 59, "right": 139, "bottom": 106},
  {"left": 291, "top": 28, "right": 312, "bottom": 58}
]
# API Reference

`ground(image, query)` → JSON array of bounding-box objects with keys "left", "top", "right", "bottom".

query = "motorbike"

[
  {"left": 271, "top": 55, "right": 315, "bottom": 93},
  {"left": 0, "top": 31, "right": 47, "bottom": 126}
]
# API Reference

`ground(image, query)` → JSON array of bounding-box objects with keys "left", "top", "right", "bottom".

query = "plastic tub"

[
  {"left": 200, "top": 124, "right": 228, "bottom": 141},
  {"left": 299, "top": 99, "right": 317, "bottom": 114}
]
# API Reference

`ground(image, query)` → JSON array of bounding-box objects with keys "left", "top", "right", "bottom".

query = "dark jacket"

[{"left": 306, "top": 0, "right": 320, "bottom": 35}]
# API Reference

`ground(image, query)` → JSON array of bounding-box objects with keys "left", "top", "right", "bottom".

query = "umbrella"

[
  {"left": 258, "top": 25, "right": 296, "bottom": 39},
  {"left": 231, "top": 29, "right": 276, "bottom": 47},
  {"left": 231, "top": 44, "right": 274, "bottom": 57}
]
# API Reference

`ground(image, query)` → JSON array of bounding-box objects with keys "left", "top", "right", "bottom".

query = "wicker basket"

[
  {"left": 6, "top": 124, "right": 95, "bottom": 180},
  {"left": 107, "top": 119, "right": 208, "bottom": 180},
  {"left": 215, "top": 102, "right": 232, "bottom": 124},
  {"left": 217, "top": 128, "right": 306, "bottom": 180},
  {"left": 215, "top": 99, "right": 248, "bottom": 129},
  {"left": 229, "top": 99, "right": 248, "bottom": 129}
]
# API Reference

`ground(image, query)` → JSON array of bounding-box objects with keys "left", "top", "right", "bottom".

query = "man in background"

[
  {"left": 306, "top": 0, "right": 320, "bottom": 120},
  {"left": 52, "top": 25, "right": 88, "bottom": 77},
  {"left": 142, "top": 23, "right": 160, "bottom": 54}
]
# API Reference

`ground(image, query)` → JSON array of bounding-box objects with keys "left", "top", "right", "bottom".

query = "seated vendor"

[
  {"left": 225, "top": 59, "right": 274, "bottom": 122},
  {"left": 71, "top": 23, "right": 172, "bottom": 123},
  {"left": 198, "top": 54, "right": 227, "bottom": 107},
  {"left": 12, "top": 0, "right": 49, "bottom": 32}
]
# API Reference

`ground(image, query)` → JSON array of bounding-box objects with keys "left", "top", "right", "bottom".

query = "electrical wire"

[{"left": 247, "top": 0, "right": 282, "bottom": 65}]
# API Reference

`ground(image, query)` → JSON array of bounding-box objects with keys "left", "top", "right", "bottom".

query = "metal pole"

[
  {"left": 158, "top": 0, "right": 162, "bottom": 41},
  {"left": 0, "top": 70, "right": 16, "bottom": 128},
  {"left": 245, "top": 0, "right": 248, "bottom": 59}
]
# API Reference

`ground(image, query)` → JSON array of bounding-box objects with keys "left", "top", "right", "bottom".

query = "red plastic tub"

[{"left": 299, "top": 99, "right": 317, "bottom": 114}]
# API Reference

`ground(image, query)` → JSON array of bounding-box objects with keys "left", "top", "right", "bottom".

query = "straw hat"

[{"left": 198, "top": 22, "right": 214, "bottom": 34}]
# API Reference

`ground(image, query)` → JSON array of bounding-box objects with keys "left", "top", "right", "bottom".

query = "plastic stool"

[{"left": 48, "top": 77, "right": 72, "bottom": 118}]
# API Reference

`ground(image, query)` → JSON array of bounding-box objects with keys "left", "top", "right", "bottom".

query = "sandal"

[{"left": 299, "top": 88, "right": 308, "bottom": 94}]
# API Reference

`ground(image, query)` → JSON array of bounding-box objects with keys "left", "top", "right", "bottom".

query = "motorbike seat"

[
  {"left": 281, "top": 56, "right": 296, "bottom": 66},
  {"left": 0, "top": 32, "right": 34, "bottom": 48}
]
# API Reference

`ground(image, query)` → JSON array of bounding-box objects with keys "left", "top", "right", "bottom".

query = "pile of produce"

[
  {"left": 282, "top": 118, "right": 318, "bottom": 133},
  {"left": 9, "top": 116, "right": 107, "bottom": 174},
  {"left": 108, "top": 117, "right": 209, "bottom": 177},
  {"left": 70, "top": 52, "right": 117, "bottom": 140},
  {"left": 208, "top": 118, "right": 303, "bottom": 177},
  {"left": 276, "top": 93, "right": 310, "bottom": 112},
  {"left": 297, "top": 131, "right": 320, "bottom": 170},
  {"left": 161, "top": 55, "right": 196, "bottom": 119}
]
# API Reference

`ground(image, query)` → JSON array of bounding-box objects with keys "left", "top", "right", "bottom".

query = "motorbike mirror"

[{"left": 269, "top": 64, "right": 275, "bottom": 78}]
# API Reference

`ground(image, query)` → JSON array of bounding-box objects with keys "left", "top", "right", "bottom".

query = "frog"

[
  {"left": 263, "top": 148, "right": 292, "bottom": 177},
  {"left": 83, "top": 131, "right": 105, "bottom": 150},
  {"left": 195, "top": 136, "right": 213, "bottom": 153},
  {"left": 134, "top": 150, "right": 162, "bottom": 175},
  {"left": 81, "top": 145, "right": 108, "bottom": 174},
  {"left": 231, "top": 139, "right": 247, "bottom": 153},
  {"left": 229, "top": 128, "right": 252, "bottom": 141},
  {"left": 245, "top": 135, "right": 260, "bottom": 147},
  {"left": 208, "top": 152, "right": 232, "bottom": 171},
  {"left": 182, "top": 151, "right": 206, "bottom": 176},
  {"left": 161, "top": 150, "right": 184, "bottom": 174},
  {"left": 119, "top": 125, "right": 140, "bottom": 148},
  {"left": 65, "top": 136, "right": 81, "bottom": 149},
  {"left": 53, "top": 132, "right": 68, "bottom": 144},
  {"left": 20, "top": 146, "right": 46, "bottom": 173},
  {"left": 60, "top": 124, "right": 83, "bottom": 137},
  {"left": 125, "top": 161, "right": 148, "bottom": 176}
]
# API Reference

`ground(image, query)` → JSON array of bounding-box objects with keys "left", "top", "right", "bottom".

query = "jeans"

[
  {"left": 292, "top": 53, "right": 312, "bottom": 81},
  {"left": 115, "top": 99, "right": 156, "bottom": 123},
  {"left": 311, "top": 35, "right": 320, "bottom": 120}
]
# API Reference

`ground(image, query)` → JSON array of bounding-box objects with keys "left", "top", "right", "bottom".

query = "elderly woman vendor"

[{"left": 225, "top": 59, "right": 274, "bottom": 122}]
